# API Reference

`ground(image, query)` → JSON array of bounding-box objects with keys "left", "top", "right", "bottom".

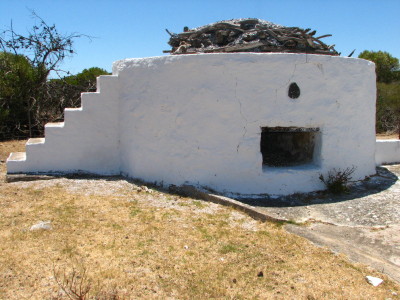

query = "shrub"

[{"left": 319, "top": 166, "right": 356, "bottom": 194}]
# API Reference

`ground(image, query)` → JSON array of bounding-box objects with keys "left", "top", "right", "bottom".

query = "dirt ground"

[
  {"left": 376, "top": 133, "right": 400, "bottom": 140},
  {"left": 1, "top": 140, "right": 400, "bottom": 299}
]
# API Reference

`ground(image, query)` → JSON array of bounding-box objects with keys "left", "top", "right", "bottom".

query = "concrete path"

[{"left": 240, "top": 165, "right": 400, "bottom": 282}]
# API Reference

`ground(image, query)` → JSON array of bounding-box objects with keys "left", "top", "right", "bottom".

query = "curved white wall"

[{"left": 113, "top": 53, "right": 376, "bottom": 195}]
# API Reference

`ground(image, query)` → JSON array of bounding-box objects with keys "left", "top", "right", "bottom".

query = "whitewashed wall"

[
  {"left": 8, "top": 53, "right": 377, "bottom": 196},
  {"left": 113, "top": 53, "right": 376, "bottom": 195}
]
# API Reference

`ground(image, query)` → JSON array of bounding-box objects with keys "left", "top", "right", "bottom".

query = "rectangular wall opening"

[{"left": 260, "top": 127, "right": 320, "bottom": 167}]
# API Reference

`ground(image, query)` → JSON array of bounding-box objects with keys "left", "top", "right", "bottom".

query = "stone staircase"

[{"left": 7, "top": 75, "right": 121, "bottom": 176}]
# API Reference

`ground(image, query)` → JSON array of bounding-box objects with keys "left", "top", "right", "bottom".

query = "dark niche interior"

[
  {"left": 260, "top": 127, "right": 319, "bottom": 167},
  {"left": 288, "top": 82, "right": 300, "bottom": 99}
]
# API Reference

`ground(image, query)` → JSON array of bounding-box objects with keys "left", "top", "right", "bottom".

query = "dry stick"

[
  {"left": 306, "top": 38, "right": 316, "bottom": 48},
  {"left": 315, "top": 34, "right": 332, "bottom": 39},
  {"left": 177, "top": 23, "right": 243, "bottom": 37},
  {"left": 169, "top": 21, "right": 337, "bottom": 55},
  {"left": 312, "top": 38, "right": 329, "bottom": 49}
]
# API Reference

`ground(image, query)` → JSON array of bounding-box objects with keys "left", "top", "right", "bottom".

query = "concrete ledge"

[
  {"left": 376, "top": 139, "right": 400, "bottom": 165},
  {"left": 5, "top": 173, "right": 61, "bottom": 183},
  {"left": 171, "top": 185, "right": 285, "bottom": 223},
  {"left": 5, "top": 171, "right": 123, "bottom": 183},
  {"left": 27, "top": 138, "right": 45, "bottom": 145},
  {"left": 7, "top": 152, "right": 26, "bottom": 162}
]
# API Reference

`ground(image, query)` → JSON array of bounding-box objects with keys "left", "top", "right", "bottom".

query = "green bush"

[{"left": 376, "top": 82, "right": 400, "bottom": 133}]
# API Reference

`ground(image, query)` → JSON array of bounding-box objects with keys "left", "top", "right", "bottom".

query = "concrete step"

[
  {"left": 44, "top": 122, "right": 65, "bottom": 138},
  {"left": 7, "top": 152, "right": 26, "bottom": 161},
  {"left": 64, "top": 107, "right": 83, "bottom": 127},
  {"left": 97, "top": 75, "right": 118, "bottom": 93},
  {"left": 27, "top": 138, "right": 45, "bottom": 145},
  {"left": 26, "top": 138, "right": 45, "bottom": 157},
  {"left": 45, "top": 122, "right": 64, "bottom": 128},
  {"left": 64, "top": 108, "right": 82, "bottom": 112}
]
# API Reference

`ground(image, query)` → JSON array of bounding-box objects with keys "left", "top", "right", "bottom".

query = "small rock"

[
  {"left": 366, "top": 275, "right": 383, "bottom": 286},
  {"left": 232, "top": 278, "right": 237, "bottom": 283},
  {"left": 137, "top": 186, "right": 150, "bottom": 193},
  {"left": 30, "top": 221, "right": 52, "bottom": 231},
  {"left": 257, "top": 271, "right": 264, "bottom": 277}
]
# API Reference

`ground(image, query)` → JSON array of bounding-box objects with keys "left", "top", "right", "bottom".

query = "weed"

[
  {"left": 52, "top": 263, "right": 122, "bottom": 300},
  {"left": 53, "top": 203, "right": 78, "bottom": 221},
  {"left": 53, "top": 263, "right": 91, "bottom": 300},
  {"left": 178, "top": 201, "right": 190, "bottom": 207},
  {"left": 319, "top": 166, "right": 356, "bottom": 194},
  {"left": 62, "top": 240, "right": 78, "bottom": 258},
  {"left": 111, "top": 223, "right": 122, "bottom": 230},
  {"left": 273, "top": 219, "right": 302, "bottom": 228},
  {"left": 130, "top": 207, "right": 141, "bottom": 217},
  {"left": 192, "top": 200, "right": 206, "bottom": 208},
  {"left": 219, "top": 243, "right": 244, "bottom": 254},
  {"left": 256, "top": 230, "right": 272, "bottom": 238},
  {"left": 196, "top": 226, "right": 215, "bottom": 241},
  {"left": 28, "top": 189, "right": 44, "bottom": 197}
]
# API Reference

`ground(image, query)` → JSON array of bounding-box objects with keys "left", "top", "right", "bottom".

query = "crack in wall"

[
  {"left": 275, "top": 55, "right": 318, "bottom": 100},
  {"left": 235, "top": 77, "right": 248, "bottom": 123},
  {"left": 235, "top": 77, "right": 249, "bottom": 152},
  {"left": 275, "top": 62, "right": 300, "bottom": 101}
]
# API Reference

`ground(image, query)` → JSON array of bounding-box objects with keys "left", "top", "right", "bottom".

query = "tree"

[
  {"left": 0, "top": 11, "right": 86, "bottom": 80},
  {"left": 358, "top": 50, "right": 399, "bottom": 83},
  {"left": 359, "top": 50, "right": 400, "bottom": 134},
  {"left": 376, "top": 82, "right": 400, "bottom": 133},
  {"left": 0, "top": 11, "right": 88, "bottom": 138},
  {"left": 44, "top": 67, "right": 111, "bottom": 124},
  {"left": 63, "top": 67, "right": 110, "bottom": 91},
  {"left": 0, "top": 52, "right": 37, "bottom": 139}
]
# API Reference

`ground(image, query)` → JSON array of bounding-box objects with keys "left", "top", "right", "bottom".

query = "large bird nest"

[{"left": 165, "top": 18, "right": 339, "bottom": 56}]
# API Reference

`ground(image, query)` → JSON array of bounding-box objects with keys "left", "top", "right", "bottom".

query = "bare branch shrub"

[
  {"left": 319, "top": 166, "right": 356, "bottom": 194},
  {"left": 52, "top": 262, "right": 123, "bottom": 300},
  {"left": 53, "top": 264, "right": 92, "bottom": 300},
  {"left": 0, "top": 11, "right": 91, "bottom": 139}
]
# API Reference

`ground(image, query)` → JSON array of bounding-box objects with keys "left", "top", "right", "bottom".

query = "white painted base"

[{"left": 375, "top": 139, "right": 400, "bottom": 165}]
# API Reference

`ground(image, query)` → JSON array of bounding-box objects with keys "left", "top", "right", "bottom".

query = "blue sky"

[{"left": 1, "top": 0, "right": 399, "bottom": 76}]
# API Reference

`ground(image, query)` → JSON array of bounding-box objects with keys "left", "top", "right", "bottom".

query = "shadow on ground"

[{"left": 235, "top": 167, "right": 398, "bottom": 208}]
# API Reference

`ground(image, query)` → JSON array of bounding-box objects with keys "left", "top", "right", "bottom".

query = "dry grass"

[
  {"left": 0, "top": 140, "right": 399, "bottom": 299},
  {"left": 376, "top": 133, "right": 399, "bottom": 140}
]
